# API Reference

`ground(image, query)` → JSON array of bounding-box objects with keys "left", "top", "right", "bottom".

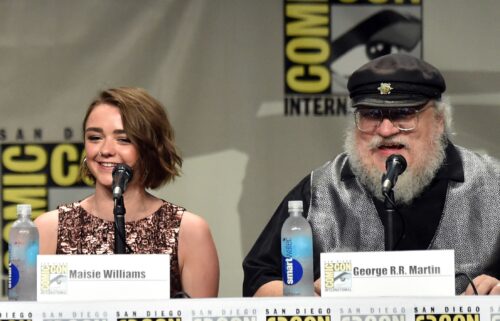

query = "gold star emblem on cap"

[{"left": 378, "top": 82, "right": 393, "bottom": 95}]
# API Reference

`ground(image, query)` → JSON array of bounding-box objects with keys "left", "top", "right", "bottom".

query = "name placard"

[
  {"left": 37, "top": 254, "right": 170, "bottom": 301},
  {"left": 320, "top": 250, "right": 455, "bottom": 297}
]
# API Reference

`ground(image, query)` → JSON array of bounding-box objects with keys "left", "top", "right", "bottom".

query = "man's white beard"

[{"left": 344, "top": 124, "right": 447, "bottom": 205}]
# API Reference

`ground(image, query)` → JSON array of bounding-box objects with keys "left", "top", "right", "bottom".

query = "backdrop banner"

[{"left": 0, "top": 0, "right": 499, "bottom": 297}]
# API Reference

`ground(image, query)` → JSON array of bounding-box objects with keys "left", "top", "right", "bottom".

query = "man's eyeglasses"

[{"left": 354, "top": 104, "right": 431, "bottom": 133}]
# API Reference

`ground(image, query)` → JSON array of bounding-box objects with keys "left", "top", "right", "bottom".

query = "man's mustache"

[{"left": 368, "top": 136, "right": 409, "bottom": 150}]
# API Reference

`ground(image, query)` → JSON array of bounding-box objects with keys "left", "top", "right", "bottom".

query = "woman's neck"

[{"left": 83, "top": 183, "right": 162, "bottom": 222}]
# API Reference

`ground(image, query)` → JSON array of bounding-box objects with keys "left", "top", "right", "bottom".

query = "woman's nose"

[{"left": 99, "top": 139, "right": 116, "bottom": 157}]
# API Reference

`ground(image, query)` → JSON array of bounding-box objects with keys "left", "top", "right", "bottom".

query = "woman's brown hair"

[{"left": 81, "top": 87, "right": 182, "bottom": 189}]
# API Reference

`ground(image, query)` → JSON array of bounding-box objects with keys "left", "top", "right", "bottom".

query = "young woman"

[{"left": 35, "top": 87, "right": 219, "bottom": 298}]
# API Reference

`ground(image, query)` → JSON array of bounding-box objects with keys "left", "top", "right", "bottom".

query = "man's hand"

[
  {"left": 256, "top": 280, "right": 322, "bottom": 296},
  {"left": 314, "top": 278, "right": 321, "bottom": 296},
  {"left": 463, "top": 274, "right": 500, "bottom": 295}
]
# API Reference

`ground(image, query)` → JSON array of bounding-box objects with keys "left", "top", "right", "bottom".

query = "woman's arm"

[
  {"left": 178, "top": 211, "right": 220, "bottom": 298},
  {"left": 34, "top": 210, "right": 59, "bottom": 254}
]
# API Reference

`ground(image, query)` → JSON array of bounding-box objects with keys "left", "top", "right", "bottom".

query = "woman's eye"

[
  {"left": 86, "top": 135, "right": 101, "bottom": 141},
  {"left": 118, "top": 137, "right": 131, "bottom": 143}
]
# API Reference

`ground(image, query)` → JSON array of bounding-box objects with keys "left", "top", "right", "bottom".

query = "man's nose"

[{"left": 376, "top": 118, "right": 401, "bottom": 137}]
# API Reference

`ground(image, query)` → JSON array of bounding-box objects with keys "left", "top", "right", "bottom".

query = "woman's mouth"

[{"left": 98, "top": 162, "right": 119, "bottom": 168}]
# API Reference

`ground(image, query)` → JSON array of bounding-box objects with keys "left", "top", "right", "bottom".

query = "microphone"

[
  {"left": 112, "top": 164, "right": 133, "bottom": 199},
  {"left": 381, "top": 154, "right": 407, "bottom": 193}
]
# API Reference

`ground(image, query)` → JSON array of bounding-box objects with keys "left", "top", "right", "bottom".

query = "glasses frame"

[{"left": 354, "top": 104, "right": 432, "bottom": 134}]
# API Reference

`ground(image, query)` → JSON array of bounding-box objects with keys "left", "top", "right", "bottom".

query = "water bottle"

[
  {"left": 281, "top": 200, "right": 314, "bottom": 296},
  {"left": 8, "top": 204, "right": 39, "bottom": 301}
]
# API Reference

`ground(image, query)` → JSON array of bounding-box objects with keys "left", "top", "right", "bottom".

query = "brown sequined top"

[{"left": 56, "top": 201, "right": 184, "bottom": 298}]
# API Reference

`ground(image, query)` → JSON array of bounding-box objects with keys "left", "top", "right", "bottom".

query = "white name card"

[
  {"left": 37, "top": 254, "right": 170, "bottom": 301},
  {"left": 320, "top": 250, "right": 455, "bottom": 297}
]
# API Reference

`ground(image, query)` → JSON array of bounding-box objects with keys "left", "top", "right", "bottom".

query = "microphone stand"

[
  {"left": 383, "top": 190, "right": 396, "bottom": 251},
  {"left": 113, "top": 196, "right": 127, "bottom": 254}
]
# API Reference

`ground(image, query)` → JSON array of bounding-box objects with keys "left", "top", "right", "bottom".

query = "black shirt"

[{"left": 242, "top": 143, "right": 464, "bottom": 297}]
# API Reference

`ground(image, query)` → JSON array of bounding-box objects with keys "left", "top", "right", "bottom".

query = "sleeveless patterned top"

[{"left": 56, "top": 201, "right": 184, "bottom": 298}]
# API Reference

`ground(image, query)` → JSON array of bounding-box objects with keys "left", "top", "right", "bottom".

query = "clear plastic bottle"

[
  {"left": 8, "top": 204, "right": 39, "bottom": 301},
  {"left": 281, "top": 200, "right": 314, "bottom": 296}
]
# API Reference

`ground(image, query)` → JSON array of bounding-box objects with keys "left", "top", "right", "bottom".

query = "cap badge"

[{"left": 378, "top": 82, "right": 393, "bottom": 95}]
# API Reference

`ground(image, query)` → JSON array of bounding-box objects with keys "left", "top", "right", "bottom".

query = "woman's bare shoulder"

[
  {"left": 35, "top": 209, "right": 59, "bottom": 227},
  {"left": 179, "top": 211, "right": 211, "bottom": 235}
]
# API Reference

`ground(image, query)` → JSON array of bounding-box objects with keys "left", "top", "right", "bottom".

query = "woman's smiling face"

[{"left": 84, "top": 103, "right": 139, "bottom": 189}]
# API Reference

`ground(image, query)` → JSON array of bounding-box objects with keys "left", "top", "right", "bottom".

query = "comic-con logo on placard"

[
  {"left": 414, "top": 306, "right": 482, "bottom": 321},
  {"left": 283, "top": 0, "right": 422, "bottom": 116},
  {"left": 40, "top": 263, "right": 69, "bottom": 294},
  {"left": 415, "top": 314, "right": 479, "bottom": 321},
  {"left": 324, "top": 261, "right": 353, "bottom": 292}
]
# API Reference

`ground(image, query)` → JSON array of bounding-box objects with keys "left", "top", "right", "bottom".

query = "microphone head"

[
  {"left": 112, "top": 164, "right": 133, "bottom": 199},
  {"left": 385, "top": 154, "right": 407, "bottom": 174},
  {"left": 381, "top": 154, "right": 408, "bottom": 193},
  {"left": 112, "top": 163, "right": 133, "bottom": 179}
]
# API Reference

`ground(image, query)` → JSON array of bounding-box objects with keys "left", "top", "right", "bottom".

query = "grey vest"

[{"left": 308, "top": 146, "right": 500, "bottom": 294}]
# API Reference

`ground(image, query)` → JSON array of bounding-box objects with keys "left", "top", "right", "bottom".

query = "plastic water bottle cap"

[
  {"left": 17, "top": 204, "right": 32, "bottom": 216},
  {"left": 288, "top": 200, "right": 303, "bottom": 211}
]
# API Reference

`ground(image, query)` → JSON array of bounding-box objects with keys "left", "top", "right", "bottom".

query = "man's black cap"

[{"left": 347, "top": 53, "right": 446, "bottom": 108}]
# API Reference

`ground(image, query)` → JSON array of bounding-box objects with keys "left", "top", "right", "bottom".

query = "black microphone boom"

[
  {"left": 382, "top": 154, "right": 407, "bottom": 193},
  {"left": 381, "top": 154, "right": 407, "bottom": 251},
  {"left": 112, "top": 164, "right": 133, "bottom": 199}
]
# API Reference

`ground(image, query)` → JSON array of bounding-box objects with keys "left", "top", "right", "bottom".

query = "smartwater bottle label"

[
  {"left": 281, "top": 236, "right": 313, "bottom": 258},
  {"left": 9, "top": 263, "right": 20, "bottom": 289},
  {"left": 26, "top": 243, "right": 39, "bottom": 266},
  {"left": 282, "top": 237, "right": 311, "bottom": 285},
  {"left": 281, "top": 255, "right": 304, "bottom": 285}
]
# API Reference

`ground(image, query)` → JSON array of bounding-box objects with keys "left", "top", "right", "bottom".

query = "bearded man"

[{"left": 242, "top": 53, "right": 500, "bottom": 296}]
